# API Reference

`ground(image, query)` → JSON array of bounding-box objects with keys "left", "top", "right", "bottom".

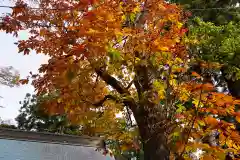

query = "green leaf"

[
  {"left": 129, "top": 13, "right": 135, "bottom": 22},
  {"left": 198, "top": 120, "right": 205, "bottom": 126},
  {"left": 176, "top": 104, "right": 186, "bottom": 113},
  {"left": 107, "top": 46, "right": 121, "bottom": 61}
]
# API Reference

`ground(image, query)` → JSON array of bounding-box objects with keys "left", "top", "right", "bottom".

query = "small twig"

[
  {"left": 112, "top": 36, "right": 128, "bottom": 48},
  {"left": 126, "top": 106, "right": 134, "bottom": 127},
  {"left": 126, "top": 79, "right": 134, "bottom": 90},
  {"left": 92, "top": 75, "right": 99, "bottom": 90}
]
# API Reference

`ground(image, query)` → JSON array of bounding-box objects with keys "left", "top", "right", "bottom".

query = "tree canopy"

[{"left": 1, "top": 0, "right": 240, "bottom": 159}]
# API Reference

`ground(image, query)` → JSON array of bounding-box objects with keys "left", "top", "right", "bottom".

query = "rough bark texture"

[
  {"left": 134, "top": 104, "right": 170, "bottom": 160},
  {"left": 142, "top": 132, "right": 169, "bottom": 160}
]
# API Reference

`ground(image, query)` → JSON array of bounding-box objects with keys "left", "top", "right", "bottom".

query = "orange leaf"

[
  {"left": 202, "top": 155, "right": 213, "bottom": 160},
  {"left": 18, "top": 79, "right": 29, "bottom": 85},
  {"left": 233, "top": 100, "right": 240, "bottom": 105},
  {"left": 236, "top": 116, "right": 240, "bottom": 123},
  {"left": 205, "top": 116, "right": 218, "bottom": 127},
  {"left": 202, "top": 83, "right": 214, "bottom": 91},
  {"left": 192, "top": 72, "right": 201, "bottom": 78},
  {"left": 216, "top": 100, "right": 225, "bottom": 106},
  {"left": 222, "top": 95, "right": 234, "bottom": 103}
]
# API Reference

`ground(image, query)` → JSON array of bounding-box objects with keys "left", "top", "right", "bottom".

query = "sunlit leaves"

[
  {"left": 3, "top": 0, "right": 240, "bottom": 158},
  {"left": 107, "top": 45, "right": 121, "bottom": 62},
  {"left": 153, "top": 80, "right": 165, "bottom": 100},
  {"left": 204, "top": 116, "right": 219, "bottom": 128},
  {"left": 176, "top": 104, "right": 186, "bottom": 113}
]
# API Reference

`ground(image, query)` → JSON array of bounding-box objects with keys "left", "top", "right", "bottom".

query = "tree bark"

[
  {"left": 134, "top": 106, "right": 170, "bottom": 160},
  {"left": 142, "top": 132, "right": 170, "bottom": 160}
]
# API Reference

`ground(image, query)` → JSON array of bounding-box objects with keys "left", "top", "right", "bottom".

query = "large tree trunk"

[
  {"left": 134, "top": 105, "right": 170, "bottom": 160},
  {"left": 142, "top": 132, "right": 170, "bottom": 160}
]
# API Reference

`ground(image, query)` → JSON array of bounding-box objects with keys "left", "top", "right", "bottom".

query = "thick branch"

[
  {"left": 94, "top": 95, "right": 119, "bottom": 106},
  {"left": 95, "top": 67, "right": 139, "bottom": 113},
  {"left": 134, "top": 76, "right": 142, "bottom": 99},
  {"left": 95, "top": 68, "right": 129, "bottom": 95}
]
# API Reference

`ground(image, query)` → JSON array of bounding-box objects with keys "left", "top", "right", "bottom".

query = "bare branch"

[
  {"left": 126, "top": 80, "right": 134, "bottom": 90},
  {"left": 95, "top": 67, "right": 129, "bottom": 95}
]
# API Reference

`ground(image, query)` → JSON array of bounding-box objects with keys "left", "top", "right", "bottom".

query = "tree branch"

[
  {"left": 93, "top": 95, "right": 119, "bottom": 106},
  {"left": 95, "top": 67, "right": 139, "bottom": 113},
  {"left": 126, "top": 79, "right": 134, "bottom": 89},
  {"left": 134, "top": 76, "right": 142, "bottom": 99},
  {"left": 95, "top": 67, "right": 129, "bottom": 95}
]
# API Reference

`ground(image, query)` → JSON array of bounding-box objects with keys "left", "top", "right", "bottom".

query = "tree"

[
  {"left": 171, "top": 0, "right": 240, "bottom": 25},
  {"left": 0, "top": 118, "right": 17, "bottom": 129},
  {"left": 1, "top": 0, "right": 240, "bottom": 159},
  {"left": 0, "top": 66, "right": 19, "bottom": 87},
  {"left": 0, "top": 66, "right": 20, "bottom": 107},
  {"left": 170, "top": 0, "right": 240, "bottom": 98},
  {"left": 16, "top": 93, "right": 81, "bottom": 134},
  {"left": 16, "top": 93, "right": 117, "bottom": 159},
  {"left": 170, "top": 0, "right": 240, "bottom": 158}
]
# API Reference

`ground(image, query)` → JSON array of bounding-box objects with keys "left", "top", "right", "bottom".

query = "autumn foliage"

[{"left": 1, "top": 0, "right": 240, "bottom": 159}]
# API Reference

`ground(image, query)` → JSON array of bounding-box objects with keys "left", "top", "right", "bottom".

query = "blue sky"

[{"left": 0, "top": 3, "right": 48, "bottom": 122}]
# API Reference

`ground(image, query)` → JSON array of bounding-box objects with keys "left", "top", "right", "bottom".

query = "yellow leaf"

[
  {"left": 160, "top": 46, "right": 169, "bottom": 51},
  {"left": 57, "top": 98, "right": 62, "bottom": 103},
  {"left": 177, "top": 22, "right": 183, "bottom": 28},
  {"left": 174, "top": 37, "right": 180, "bottom": 43},
  {"left": 197, "top": 120, "right": 205, "bottom": 126},
  {"left": 226, "top": 139, "right": 233, "bottom": 148},
  {"left": 193, "top": 98, "right": 204, "bottom": 108},
  {"left": 133, "top": 6, "right": 140, "bottom": 13}
]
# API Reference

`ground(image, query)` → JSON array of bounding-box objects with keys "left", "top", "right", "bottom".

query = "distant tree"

[
  {"left": 0, "top": 66, "right": 19, "bottom": 87},
  {"left": 0, "top": 66, "right": 20, "bottom": 107},
  {"left": 0, "top": 118, "right": 17, "bottom": 129},
  {"left": 170, "top": 0, "right": 240, "bottom": 25},
  {"left": 16, "top": 93, "right": 81, "bottom": 135}
]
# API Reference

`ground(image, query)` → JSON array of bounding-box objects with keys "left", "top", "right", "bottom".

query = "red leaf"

[
  {"left": 24, "top": 48, "right": 30, "bottom": 55},
  {"left": 19, "top": 79, "right": 29, "bottom": 85}
]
